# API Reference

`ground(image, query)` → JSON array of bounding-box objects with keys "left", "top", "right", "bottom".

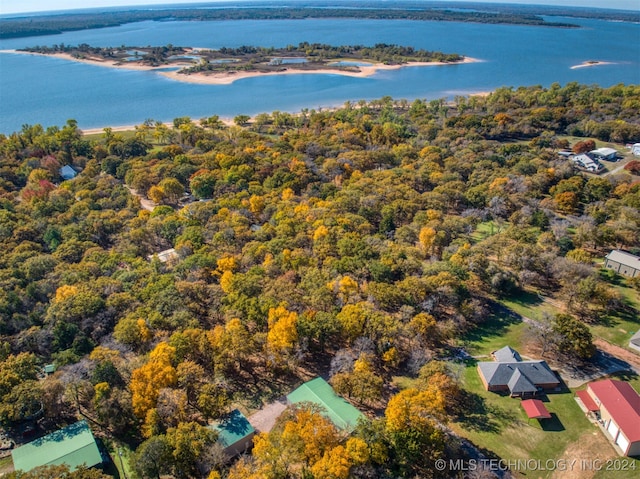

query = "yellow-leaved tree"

[
  {"left": 130, "top": 342, "right": 177, "bottom": 421},
  {"left": 266, "top": 306, "right": 298, "bottom": 362},
  {"left": 385, "top": 387, "right": 446, "bottom": 434}
]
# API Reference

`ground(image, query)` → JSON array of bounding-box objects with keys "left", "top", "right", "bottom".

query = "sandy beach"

[
  {"left": 570, "top": 60, "right": 616, "bottom": 69},
  {"left": 1, "top": 49, "right": 481, "bottom": 85},
  {"left": 80, "top": 119, "right": 237, "bottom": 135},
  {"left": 0, "top": 49, "right": 188, "bottom": 72},
  {"left": 158, "top": 56, "right": 482, "bottom": 85}
]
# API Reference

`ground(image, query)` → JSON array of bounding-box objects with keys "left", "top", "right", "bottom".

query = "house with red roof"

[{"left": 577, "top": 379, "right": 640, "bottom": 456}]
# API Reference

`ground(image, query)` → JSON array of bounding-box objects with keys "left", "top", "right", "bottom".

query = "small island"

[
  {"left": 570, "top": 60, "right": 615, "bottom": 69},
  {"left": 15, "top": 43, "right": 476, "bottom": 84}
]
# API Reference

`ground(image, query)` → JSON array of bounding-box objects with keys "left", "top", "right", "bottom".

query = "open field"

[
  {"left": 590, "top": 272, "right": 640, "bottom": 348},
  {"left": 451, "top": 362, "right": 639, "bottom": 479},
  {"left": 459, "top": 307, "right": 528, "bottom": 357}
]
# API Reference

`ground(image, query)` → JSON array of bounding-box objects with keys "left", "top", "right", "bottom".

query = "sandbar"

[
  {"left": 570, "top": 60, "right": 616, "bottom": 69},
  {"left": 0, "top": 49, "right": 481, "bottom": 84},
  {"left": 159, "top": 56, "right": 481, "bottom": 84}
]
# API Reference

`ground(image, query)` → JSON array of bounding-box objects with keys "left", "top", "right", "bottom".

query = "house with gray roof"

[
  {"left": 477, "top": 346, "right": 559, "bottom": 397},
  {"left": 604, "top": 250, "right": 640, "bottom": 278},
  {"left": 492, "top": 345, "right": 522, "bottom": 363}
]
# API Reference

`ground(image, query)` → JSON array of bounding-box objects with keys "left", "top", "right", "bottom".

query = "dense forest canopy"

[
  {"left": 0, "top": 82, "right": 639, "bottom": 478},
  {"left": 0, "top": 1, "right": 586, "bottom": 39}
]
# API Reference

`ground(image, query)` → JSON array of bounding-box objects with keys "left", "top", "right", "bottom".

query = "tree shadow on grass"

[
  {"left": 608, "top": 370, "right": 640, "bottom": 382},
  {"left": 503, "top": 290, "right": 544, "bottom": 310},
  {"left": 540, "top": 413, "right": 565, "bottom": 432},
  {"left": 95, "top": 438, "right": 121, "bottom": 479},
  {"left": 462, "top": 302, "right": 523, "bottom": 348},
  {"left": 454, "top": 390, "right": 518, "bottom": 434}
]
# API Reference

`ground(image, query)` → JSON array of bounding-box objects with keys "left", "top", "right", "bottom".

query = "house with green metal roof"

[
  {"left": 11, "top": 420, "right": 102, "bottom": 473},
  {"left": 286, "top": 377, "right": 364, "bottom": 432},
  {"left": 211, "top": 409, "right": 255, "bottom": 459}
]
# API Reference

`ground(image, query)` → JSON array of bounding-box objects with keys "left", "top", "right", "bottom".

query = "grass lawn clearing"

[
  {"left": 458, "top": 306, "right": 528, "bottom": 356},
  {"left": 590, "top": 273, "right": 640, "bottom": 348},
  {"left": 103, "top": 438, "right": 135, "bottom": 479},
  {"left": 450, "top": 362, "right": 613, "bottom": 479},
  {"left": 470, "top": 221, "right": 502, "bottom": 243},
  {"left": 499, "top": 290, "right": 561, "bottom": 322}
]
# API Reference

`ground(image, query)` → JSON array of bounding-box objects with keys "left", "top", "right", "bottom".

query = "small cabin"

[
  {"left": 211, "top": 409, "right": 255, "bottom": 459},
  {"left": 59, "top": 165, "right": 78, "bottom": 181},
  {"left": 589, "top": 147, "right": 618, "bottom": 162},
  {"left": 147, "top": 248, "right": 179, "bottom": 263}
]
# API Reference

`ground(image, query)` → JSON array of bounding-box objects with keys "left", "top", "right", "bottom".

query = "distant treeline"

[{"left": 0, "top": 6, "right": 580, "bottom": 39}]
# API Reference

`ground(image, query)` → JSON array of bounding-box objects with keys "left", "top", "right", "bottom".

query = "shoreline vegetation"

[
  {"left": 60, "top": 90, "right": 497, "bottom": 135},
  {"left": 7, "top": 43, "right": 479, "bottom": 85},
  {"left": 0, "top": 4, "right": 586, "bottom": 39}
]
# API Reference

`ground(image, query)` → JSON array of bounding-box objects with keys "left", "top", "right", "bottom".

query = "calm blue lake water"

[{"left": 0, "top": 16, "right": 638, "bottom": 134}]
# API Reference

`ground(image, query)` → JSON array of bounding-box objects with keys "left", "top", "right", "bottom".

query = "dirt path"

[
  {"left": 550, "top": 430, "right": 616, "bottom": 479},
  {"left": 247, "top": 399, "right": 287, "bottom": 433},
  {"left": 125, "top": 186, "right": 156, "bottom": 212}
]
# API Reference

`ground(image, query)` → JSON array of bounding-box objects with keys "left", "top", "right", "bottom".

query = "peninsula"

[{"left": 15, "top": 43, "right": 476, "bottom": 84}]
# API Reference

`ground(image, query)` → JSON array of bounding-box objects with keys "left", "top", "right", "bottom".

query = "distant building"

[
  {"left": 604, "top": 250, "right": 640, "bottom": 278},
  {"left": 11, "top": 420, "right": 102, "bottom": 472},
  {"left": 631, "top": 143, "right": 640, "bottom": 156},
  {"left": 59, "top": 165, "right": 78, "bottom": 181},
  {"left": 576, "top": 379, "right": 640, "bottom": 456},
  {"left": 287, "top": 377, "right": 364, "bottom": 432},
  {"left": 477, "top": 346, "right": 560, "bottom": 397},
  {"left": 147, "top": 248, "right": 179, "bottom": 263},
  {"left": 572, "top": 153, "right": 603, "bottom": 173},
  {"left": 589, "top": 147, "right": 618, "bottom": 162},
  {"left": 211, "top": 409, "right": 255, "bottom": 459}
]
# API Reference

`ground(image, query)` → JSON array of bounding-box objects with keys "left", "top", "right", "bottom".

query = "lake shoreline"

[
  {"left": 79, "top": 90, "right": 492, "bottom": 135},
  {"left": 0, "top": 49, "right": 481, "bottom": 85}
]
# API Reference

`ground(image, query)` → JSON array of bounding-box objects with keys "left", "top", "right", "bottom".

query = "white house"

[
  {"left": 147, "top": 248, "right": 179, "bottom": 263},
  {"left": 589, "top": 147, "right": 618, "bottom": 162},
  {"left": 572, "top": 154, "right": 603, "bottom": 173}
]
